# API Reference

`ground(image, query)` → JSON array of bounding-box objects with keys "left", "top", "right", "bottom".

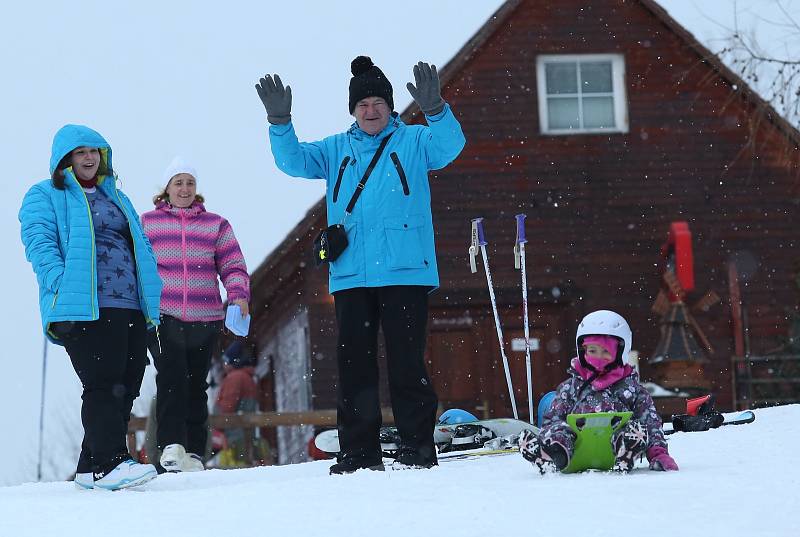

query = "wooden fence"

[{"left": 126, "top": 408, "right": 396, "bottom": 466}]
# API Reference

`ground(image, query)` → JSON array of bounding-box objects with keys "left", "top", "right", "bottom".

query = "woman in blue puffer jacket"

[{"left": 19, "top": 124, "right": 162, "bottom": 490}]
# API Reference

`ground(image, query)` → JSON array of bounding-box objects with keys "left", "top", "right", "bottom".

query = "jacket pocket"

[
  {"left": 332, "top": 156, "right": 351, "bottom": 203},
  {"left": 384, "top": 215, "right": 426, "bottom": 270},
  {"left": 329, "top": 220, "right": 361, "bottom": 278},
  {"left": 390, "top": 153, "right": 410, "bottom": 195},
  {"left": 50, "top": 320, "right": 76, "bottom": 339}
]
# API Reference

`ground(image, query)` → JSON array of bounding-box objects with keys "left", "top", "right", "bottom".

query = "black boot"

[
  {"left": 448, "top": 424, "right": 495, "bottom": 451},
  {"left": 329, "top": 455, "right": 385, "bottom": 475},
  {"left": 672, "top": 412, "right": 724, "bottom": 432},
  {"left": 393, "top": 446, "right": 438, "bottom": 469}
]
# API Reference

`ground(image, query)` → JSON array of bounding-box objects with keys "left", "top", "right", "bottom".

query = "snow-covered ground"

[{"left": 1, "top": 404, "right": 798, "bottom": 537}]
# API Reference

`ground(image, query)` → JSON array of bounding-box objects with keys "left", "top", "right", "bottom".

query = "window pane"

[
  {"left": 583, "top": 96, "right": 615, "bottom": 128},
  {"left": 580, "top": 62, "right": 613, "bottom": 93},
  {"left": 545, "top": 62, "right": 577, "bottom": 94},
  {"left": 547, "top": 98, "right": 580, "bottom": 129}
]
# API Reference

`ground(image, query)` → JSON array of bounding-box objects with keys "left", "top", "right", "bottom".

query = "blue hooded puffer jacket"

[
  {"left": 269, "top": 105, "right": 465, "bottom": 293},
  {"left": 19, "top": 124, "right": 162, "bottom": 344}
]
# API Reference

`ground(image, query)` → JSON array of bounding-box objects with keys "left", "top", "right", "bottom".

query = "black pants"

[
  {"left": 64, "top": 308, "right": 148, "bottom": 474},
  {"left": 333, "top": 286, "right": 438, "bottom": 464},
  {"left": 153, "top": 315, "right": 221, "bottom": 456}
]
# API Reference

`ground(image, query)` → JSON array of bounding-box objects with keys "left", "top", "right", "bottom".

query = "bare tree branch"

[{"left": 718, "top": 0, "right": 800, "bottom": 128}]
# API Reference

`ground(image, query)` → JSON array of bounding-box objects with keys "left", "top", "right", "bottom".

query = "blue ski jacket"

[
  {"left": 269, "top": 105, "right": 465, "bottom": 293},
  {"left": 19, "top": 124, "right": 162, "bottom": 344}
]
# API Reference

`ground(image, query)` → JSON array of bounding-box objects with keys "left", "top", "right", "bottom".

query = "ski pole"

[
  {"left": 469, "top": 218, "right": 518, "bottom": 419},
  {"left": 37, "top": 336, "right": 48, "bottom": 481},
  {"left": 514, "top": 214, "right": 534, "bottom": 424}
]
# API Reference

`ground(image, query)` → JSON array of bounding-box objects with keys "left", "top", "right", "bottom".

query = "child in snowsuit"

[{"left": 520, "top": 310, "right": 679, "bottom": 473}]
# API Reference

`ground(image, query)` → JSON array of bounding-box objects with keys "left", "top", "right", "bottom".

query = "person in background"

[
  {"left": 141, "top": 157, "right": 250, "bottom": 472},
  {"left": 216, "top": 341, "right": 259, "bottom": 415},
  {"left": 19, "top": 124, "right": 161, "bottom": 490},
  {"left": 214, "top": 341, "right": 260, "bottom": 467},
  {"left": 256, "top": 56, "right": 465, "bottom": 474}
]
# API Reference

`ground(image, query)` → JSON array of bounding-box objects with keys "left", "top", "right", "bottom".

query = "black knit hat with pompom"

[{"left": 348, "top": 56, "right": 394, "bottom": 113}]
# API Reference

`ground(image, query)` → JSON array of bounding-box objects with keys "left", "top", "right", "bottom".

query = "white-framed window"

[{"left": 536, "top": 54, "right": 628, "bottom": 135}]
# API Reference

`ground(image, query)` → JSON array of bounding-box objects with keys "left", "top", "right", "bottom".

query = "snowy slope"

[{"left": 1, "top": 405, "right": 798, "bottom": 537}]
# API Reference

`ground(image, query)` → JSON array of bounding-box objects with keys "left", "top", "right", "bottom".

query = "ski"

[
  {"left": 446, "top": 410, "right": 756, "bottom": 462},
  {"left": 314, "top": 418, "right": 539, "bottom": 456},
  {"left": 664, "top": 410, "right": 755, "bottom": 435},
  {"left": 434, "top": 418, "right": 538, "bottom": 447},
  {"left": 314, "top": 427, "right": 401, "bottom": 457},
  {"left": 438, "top": 447, "right": 518, "bottom": 463}
]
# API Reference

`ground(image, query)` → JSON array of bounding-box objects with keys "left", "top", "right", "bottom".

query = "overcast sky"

[{"left": 1, "top": 0, "right": 797, "bottom": 485}]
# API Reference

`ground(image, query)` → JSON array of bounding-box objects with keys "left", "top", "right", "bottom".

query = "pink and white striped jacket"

[{"left": 141, "top": 201, "right": 250, "bottom": 322}]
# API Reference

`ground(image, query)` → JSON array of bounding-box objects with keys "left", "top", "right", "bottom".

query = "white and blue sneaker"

[
  {"left": 94, "top": 459, "right": 157, "bottom": 491},
  {"left": 74, "top": 472, "right": 94, "bottom": 490}
]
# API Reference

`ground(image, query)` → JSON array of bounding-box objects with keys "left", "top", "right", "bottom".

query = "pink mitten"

[{"left": 647, "top": 445, "right": 679, "bottom": 471}]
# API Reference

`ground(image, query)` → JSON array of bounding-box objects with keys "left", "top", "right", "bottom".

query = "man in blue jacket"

[{"left": 257, "top": 56, "right": 465, "bottom": 474}]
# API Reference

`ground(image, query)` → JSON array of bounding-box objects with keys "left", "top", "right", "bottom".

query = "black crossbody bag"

[{"left": 313, "top": 132, "right": 394, "bottom": 266}]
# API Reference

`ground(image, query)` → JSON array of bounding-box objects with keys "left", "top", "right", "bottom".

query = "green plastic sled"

[{"left": 562, "top": 411, "right": 632, "bottom": 473}]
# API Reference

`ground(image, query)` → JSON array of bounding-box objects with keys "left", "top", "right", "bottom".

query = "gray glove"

[
  {"left": 406, "top": 61, "right": 445, "bottom": 116},
  {"left": 255, "top": 74, "right": 292, "bottom": 125}
]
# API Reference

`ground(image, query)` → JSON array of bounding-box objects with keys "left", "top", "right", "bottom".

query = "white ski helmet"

[{"left": 575, "top": 310, "right": 633, "bottom": 367}]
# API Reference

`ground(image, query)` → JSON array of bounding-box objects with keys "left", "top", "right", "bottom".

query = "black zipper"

[
  {"left": 390, "top": 152, "right": 410, "bottom": 195},
  {"left": 333, "top": 156, "right": 351, "bottom": 203}
]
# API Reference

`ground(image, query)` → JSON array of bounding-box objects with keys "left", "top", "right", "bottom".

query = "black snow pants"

[
  {"left": 64, "top": 308, "right": 148, "bottom": 474},
  {"left": 153, "top": 315, "right": 221, "bottom": 457},
  {"left": 333, "top": 285, "right": 438, "bottom": 464}
]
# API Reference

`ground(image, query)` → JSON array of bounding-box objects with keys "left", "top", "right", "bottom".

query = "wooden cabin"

[{"left": 244, "top": 0, "right": 800, "bottom": 463}]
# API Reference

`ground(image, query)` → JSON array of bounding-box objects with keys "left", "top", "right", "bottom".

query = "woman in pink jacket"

[{"left": 142, "top": 156, "right": 250, "bottom": 472}]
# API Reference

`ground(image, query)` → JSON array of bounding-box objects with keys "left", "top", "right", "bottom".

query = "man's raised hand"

[
  {"left": 256, "top": 74, "right": 293, "bottom": 125},
  {"left": 406, "top": 62, "right": 444, "bottom": 116}
]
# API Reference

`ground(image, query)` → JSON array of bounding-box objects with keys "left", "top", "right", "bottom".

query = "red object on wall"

[{"left": 661, "top": 221, "right": 695, "bottom": 297}]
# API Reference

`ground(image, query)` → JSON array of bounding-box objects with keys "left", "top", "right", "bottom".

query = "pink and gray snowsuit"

[{"left": 540, "top": 357, "right": 673, "bottom": 470}]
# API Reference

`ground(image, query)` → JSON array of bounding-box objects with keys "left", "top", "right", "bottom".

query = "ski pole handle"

[
  {"left": 514, "top": 214, "right": 527, "bottom": 269},
  {"left": 468, "top": 218, "right": 485, "bottom": 273},
  {"left": 515, "top": 214, "right": 527, "bottom": 244},
  {"left": 472, "top": 217, "right": 487, "bottom": 246}
]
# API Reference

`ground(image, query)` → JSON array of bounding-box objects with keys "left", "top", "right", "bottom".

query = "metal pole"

[
  {"left": 470, "top": 218, "right": 518, "bottom": 419},
  {"left": 514, "top": 214, "right": 534, "bottom": 424},
  {"left": 37, "top": 336, "right": 48, "bottom": 482}
]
